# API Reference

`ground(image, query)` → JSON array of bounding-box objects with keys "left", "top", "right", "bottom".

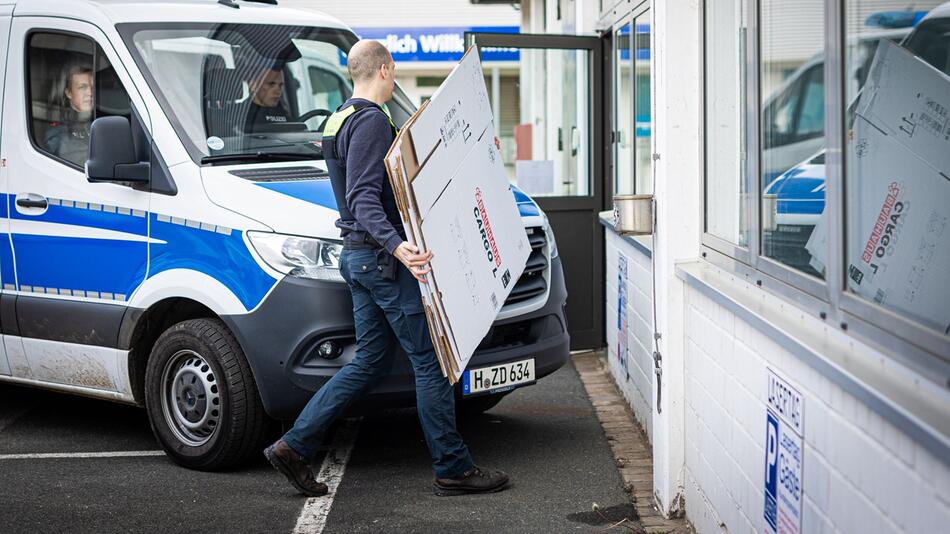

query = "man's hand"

[
  {"left": 494, "top": 136, "right": 502, "bottom": 150},
  {"left": 394, "top": 242, "right": 433, "bottom": 283}
]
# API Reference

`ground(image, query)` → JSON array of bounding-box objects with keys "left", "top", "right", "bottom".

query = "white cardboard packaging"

[
  {"left": 422, "top": 131, "right": 530, "bottom": 372},
  {"left": 385, "top": 47, "right": 531, "bottom": 382},
  {"left": 804, "top": 40, "right": 950, "bottom": 334},
  {"left": 847, "top": 41, "right": 949, "bottom": 333},
  {"left": 845, "top": 115, "right": 949, "bottom": 334},
  {"left": 855, "top": 40, "right": 950, "bottom": 172}
]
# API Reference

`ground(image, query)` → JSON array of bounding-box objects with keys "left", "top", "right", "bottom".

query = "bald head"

[{"left": 347, "top": 40, "right": 393, "bottom": 84}]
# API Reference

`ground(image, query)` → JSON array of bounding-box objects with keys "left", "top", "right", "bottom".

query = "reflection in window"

[
  {"left": 615, "top": 23, "right": 633, "bottom": 195},
  {"left": 760, "top": 0, "right": 826, "bottom": 278},
  {"left": 27, "top": 33, "right": 132, "bottom": 169},
  {"left": 634, "top": 15, "right": 652, "bottom": 194},
  {"left": 704, "top": 0, "right": 748, "bottom": 246},
  {"left": 123, "top": 24, "right": 414, "bottom": 163},
  {"left": 841, "top": 2, "right": 950, "bottom": 334}
]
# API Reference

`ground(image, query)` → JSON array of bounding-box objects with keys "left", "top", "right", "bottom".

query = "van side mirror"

[{"left": 86, "top": 116, "right": 149, "bottom": 183}]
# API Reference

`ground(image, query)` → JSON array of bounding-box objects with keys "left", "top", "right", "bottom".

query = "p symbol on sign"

[
  {"left": 763, "top": 412, "right": 780, "bottom": 531},
  {"left": 765, "top": 412, "right": 779, "bottom": 493}
]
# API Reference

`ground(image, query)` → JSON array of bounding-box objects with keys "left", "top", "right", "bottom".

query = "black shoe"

[
  {"left": 264, "top": 440, "right": 328, "bottom": 497},
  {"left": 433, "top": 466, "right": 510, "bottom": 496}
]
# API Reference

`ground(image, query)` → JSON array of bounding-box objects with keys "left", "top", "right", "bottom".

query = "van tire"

[{"left": 145, "top": 318, "right": 266, "bottom": 471}]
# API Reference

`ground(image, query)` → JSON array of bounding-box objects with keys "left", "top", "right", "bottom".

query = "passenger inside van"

[
  {"left": 44, "top": 65, "right": 94, "bottom": 166},
  {"left": 243, "top": 66, "right": 296, "bottom": 133}
]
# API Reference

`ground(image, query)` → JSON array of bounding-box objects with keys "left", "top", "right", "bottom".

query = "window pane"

[
  {"left": 27, "top": 34, "right": 133, "bottom": 169},
  {"left": 705, "top": 0, "right": 748, "bottom": 246},
  {"left": 634, "top": 14, "right": 652, "bottom": 194},
  {"left": 842, "top": 1, "right": 950, "bottom": 335},
  {"left": 615, "top": 23, "right": 633, "bottom": 195},
  {"left": 28, "top": 33, "right": 96, "bottom": 168},
  {"left": 760, "top": 0, "right": 826, "bottom": 278},
  {"left": 502, "top": 48, "right": 590, "bottom": 197},
  {"left": 123, "top": 24, "right": 414, "bottom": 163}
]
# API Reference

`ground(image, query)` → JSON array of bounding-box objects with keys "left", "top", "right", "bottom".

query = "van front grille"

[{"left": 503, "top": 227, "right": 549, "bottom": 306}]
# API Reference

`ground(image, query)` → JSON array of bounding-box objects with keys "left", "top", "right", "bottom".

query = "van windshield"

[{"left": 118, "top": 23, "right": 414, "bottom": 165}]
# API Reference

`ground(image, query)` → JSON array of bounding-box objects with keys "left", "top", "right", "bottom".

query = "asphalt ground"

[{"left": 0, "top": 358, "right": 637, "bottom": 533}]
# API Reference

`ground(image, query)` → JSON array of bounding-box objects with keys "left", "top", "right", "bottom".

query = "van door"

[
  {"left": 3, "top": 18, "right": 151, "bottom": 389},
  {"left": 0, "top": 4, "right": 13, "bottom": 377}
]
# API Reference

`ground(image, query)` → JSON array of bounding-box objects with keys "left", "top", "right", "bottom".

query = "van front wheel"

[{"left": 145, "top": 318, "right": 266, "bottom": 471}]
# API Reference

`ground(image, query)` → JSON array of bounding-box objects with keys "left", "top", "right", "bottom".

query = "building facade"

[
  {"left": 512, "top": 1, "right": 949, "bottom": 533},
  {"left": 291, "top": 1, "right": 948, "bottom": 531}
]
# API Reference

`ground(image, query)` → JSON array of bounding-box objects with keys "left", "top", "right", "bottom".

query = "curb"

[{"left": 574, "top": 352, "right": 692, "bottom": 534}]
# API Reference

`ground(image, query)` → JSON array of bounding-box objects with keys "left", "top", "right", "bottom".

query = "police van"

[{"left": 0, "top": 0, "right": 569, "bottom": 470}]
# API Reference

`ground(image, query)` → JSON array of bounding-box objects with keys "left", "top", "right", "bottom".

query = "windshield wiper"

[{"left": 200, "top": 151, "right": 319, "bottom": 165}]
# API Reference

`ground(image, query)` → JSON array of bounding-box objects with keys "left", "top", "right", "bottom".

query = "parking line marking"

[
  {"left": 0, "top": 450, "right": 165, "bottom": 460},
  {"left": 293, "top": 418, "right": 361, "bottom": 534}
]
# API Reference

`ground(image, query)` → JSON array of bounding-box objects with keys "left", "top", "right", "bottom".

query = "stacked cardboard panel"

[
  {"left": 805, "top": 40, "right": 950, "bottom": 332},
  {"left": 384, "top": 47, "right": 531, "bottom": 383}
]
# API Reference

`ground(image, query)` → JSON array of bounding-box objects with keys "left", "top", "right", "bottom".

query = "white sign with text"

[{"left": 764, "top": 369, "right": 804, "bottom": 534}]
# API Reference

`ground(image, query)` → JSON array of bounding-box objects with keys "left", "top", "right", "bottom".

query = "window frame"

[
  {"left": 612, "top": 18, "right": 633, "bottom": 197},
  {"left": 631, "top": 8, "right": 653, "bottom": 195},
  {"left": 700, "top": 0, "right": 752, "bottom": 264},
  {"left": 24, "top": 28, "right": 146, "bottom": 174},
  {"left": 834, "top": 2, "right": 950, "bottom": 364},
  {"left": 24, "top": 29, "right": 100, "bottom": 172},
  {"left": 699, "top": 0, "right": 950, "bottom": 381},
  {"left": 610, "top": 0, "right": 651, "bottom": 197}
]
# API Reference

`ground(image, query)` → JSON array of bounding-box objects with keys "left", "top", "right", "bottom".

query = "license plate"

[{"left": 462, "top": 358, "right": 535, "bottom": 396}]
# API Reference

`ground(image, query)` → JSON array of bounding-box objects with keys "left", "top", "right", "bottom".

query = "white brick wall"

[
  {"left": 681, "top": 271, "right": 950, "bottom": 534},
  {"left": 604, "top": 230, "right": 655, "bottom": 441}
]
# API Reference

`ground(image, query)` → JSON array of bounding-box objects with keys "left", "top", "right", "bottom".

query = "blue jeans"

[{"left": 282, "top": 248, "right": 474, "bottom": 478}]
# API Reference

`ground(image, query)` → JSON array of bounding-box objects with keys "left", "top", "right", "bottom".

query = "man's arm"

[{"left": 344, "top": 111, "right": 404, "bottom": 254}]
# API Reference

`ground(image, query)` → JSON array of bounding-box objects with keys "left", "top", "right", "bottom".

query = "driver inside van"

[
  {"left": 45, "top": 65, "right": 94, "bottom": 166},
  {"left": 243, "top": 66, "right": 294, "bottom": 132}
]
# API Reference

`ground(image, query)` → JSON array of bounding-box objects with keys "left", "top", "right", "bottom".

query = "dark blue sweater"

[{"left": 334, "top": 98, "right": 405, "bottom": 254}]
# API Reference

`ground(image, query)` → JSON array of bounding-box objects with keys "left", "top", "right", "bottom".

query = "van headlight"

[
  {"left": 248, "top": 232, "right": 344, "bottom": 282},
  {"left": 542, "top": 218, "right": 559, "bottom": 258}
]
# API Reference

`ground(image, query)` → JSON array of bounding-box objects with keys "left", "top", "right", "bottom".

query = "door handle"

[{"left": 15, "top": 196, "right": 48, "bottom": 210}]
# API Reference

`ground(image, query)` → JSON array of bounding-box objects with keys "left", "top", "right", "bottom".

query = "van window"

[
  {"left": 795, "top": 66, "right": 824, "bottom": 139},
  {"left": 118, "top": 24, "right": 415, "bottom": 165},
  {"left": 762, "top": 76, "right": 802, "bottom": 149},
  {"left": 308, "top": 66, "right": 346, "bottom": 115},
  {"left": 903, "top": 15, "right": 950, "bottom": 75},
  {"left": 27, "top": 32, "right": 133, "bottom": 169}
]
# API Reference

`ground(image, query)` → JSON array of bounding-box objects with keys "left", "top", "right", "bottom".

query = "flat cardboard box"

[
  {"left": 385, "top": 47, "right": 531, "bottom": 382},
  {"left": 422, "top": 130, "right": 530, "bottom": 372},
  {"left": 855, "top": 40, "right": 950, "bottom": 173},
  {"left": 844, "top": 115, "right": 949, "bottom": 334},
  {"left": 804, "top": 41, "right": 950, "bottom": 333}
]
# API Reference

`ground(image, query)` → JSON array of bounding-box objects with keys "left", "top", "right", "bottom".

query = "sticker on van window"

[{"left": 207, "top": 136, "right": 224, "bottom": 151}]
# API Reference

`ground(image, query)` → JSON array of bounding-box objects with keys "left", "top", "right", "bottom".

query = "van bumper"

[{"left": 223, "top": 257, "right": 570, "bottom": 421}]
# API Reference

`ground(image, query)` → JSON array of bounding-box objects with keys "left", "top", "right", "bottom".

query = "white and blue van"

[{"left": 0, "top": 0, "right": 569, "bottom": 469}]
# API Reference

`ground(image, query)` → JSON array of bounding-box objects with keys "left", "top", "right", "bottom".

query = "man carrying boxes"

[{"left": 263, "top": 40, "right": 510, "bottom": 498}]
